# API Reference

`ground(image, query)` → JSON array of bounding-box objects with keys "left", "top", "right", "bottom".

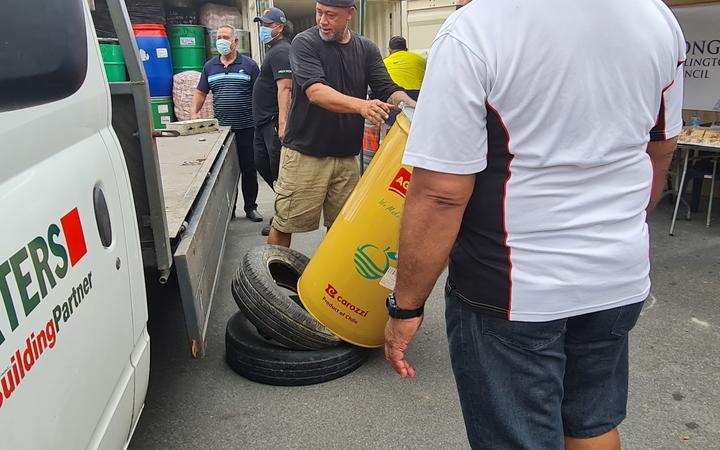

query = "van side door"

[{"left": 0, "top": 0, "right": 139, "bottom": 447}]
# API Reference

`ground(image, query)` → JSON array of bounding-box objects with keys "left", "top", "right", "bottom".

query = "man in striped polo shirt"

[{"left": 193, "top": 25, "right": 263, "bottom": 222}]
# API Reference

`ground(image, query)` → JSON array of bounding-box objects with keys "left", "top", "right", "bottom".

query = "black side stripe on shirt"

[
  {"left": 485, "top": 101, "right": 514, "bottom": 318},
  {"left": 450, "top": 102, "right": 514, "bottom": 318},
  {"left": 650, "top": 82, "right": 672, "bottom": 141},
  {"left": 650, "top": 60, "right": 683, "bottom": 142}
]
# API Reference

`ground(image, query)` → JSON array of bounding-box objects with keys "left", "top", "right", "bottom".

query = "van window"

[{"left": 0, "top": 0, "right": 88, "bottom": 112}]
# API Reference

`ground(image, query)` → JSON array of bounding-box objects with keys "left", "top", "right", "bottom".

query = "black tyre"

[
  {"left": 225, "top": 312, "right": 370, "bottom": 386},
  {"left": 231, "top": 245, "right": 341, "bottom": 350}
]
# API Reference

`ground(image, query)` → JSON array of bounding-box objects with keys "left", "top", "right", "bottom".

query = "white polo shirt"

[{"left": 404, "top": 0, "right": 685, "bottom": 321}]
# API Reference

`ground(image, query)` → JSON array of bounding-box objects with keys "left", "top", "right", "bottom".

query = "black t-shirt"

[
  {"left": 252, "top": 40, "right": 293, "bottom": 127},
  {"left": 284, "top": 27, "right": 402, "bottom": 157}
]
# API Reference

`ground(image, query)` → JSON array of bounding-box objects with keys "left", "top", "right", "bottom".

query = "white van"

[{"left": 0, "top": 0, "right": 241, "bottom": 447}]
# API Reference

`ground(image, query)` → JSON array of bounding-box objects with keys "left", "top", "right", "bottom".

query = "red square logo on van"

[
  {"left": 61, "top": 208, "right": 87, "bottom": 267},
  {"left": 388, "top": 167, "right": 412, "bottom": 198}
]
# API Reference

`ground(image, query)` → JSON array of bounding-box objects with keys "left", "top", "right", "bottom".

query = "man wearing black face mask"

[{"left": 252, "top": 8, "right": 294, "bottom": 236}]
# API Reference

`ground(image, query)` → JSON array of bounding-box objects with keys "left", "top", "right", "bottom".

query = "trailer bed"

[{"left": 156, "top": 127, "right": 231, "bottom": 239}]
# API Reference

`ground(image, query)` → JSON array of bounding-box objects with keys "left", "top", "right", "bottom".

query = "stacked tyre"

[{"left": 226, "top": 246, "right": 370, "bottom": 386}]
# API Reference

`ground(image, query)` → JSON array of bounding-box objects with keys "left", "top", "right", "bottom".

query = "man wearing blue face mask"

[
  {"left": 252, "top": 8, "right": 294, "bottom": 236},
  {"left": 193, "top": 25, "right": 263, "bottom": 222}
]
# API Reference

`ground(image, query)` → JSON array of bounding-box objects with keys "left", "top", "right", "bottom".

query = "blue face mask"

[
  {"left": 259, "top": 26, "right": 275, "bottom": 45},
  {"left": 216, "top": 39, "right": 232, "bottom": 56}
]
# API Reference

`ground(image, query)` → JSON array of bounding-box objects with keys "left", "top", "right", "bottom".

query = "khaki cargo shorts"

[{"left": 273, "top": 147, "right": 360, "bottom": 234}]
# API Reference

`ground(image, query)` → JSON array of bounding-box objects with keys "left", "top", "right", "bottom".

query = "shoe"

[
  {"left": 246, "top": 209, "right": 263, "bottom": 222},
  {"left": 261, "top": 217, "right": 273, "bottom": 236}
]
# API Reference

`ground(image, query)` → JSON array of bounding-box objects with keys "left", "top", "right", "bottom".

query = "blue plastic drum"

[{"left": 132, "top": 24, "right": 173, "bottom": 97}]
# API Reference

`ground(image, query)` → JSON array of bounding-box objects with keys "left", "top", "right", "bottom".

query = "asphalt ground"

[{"left": 130, "top": 184, "right": 720, "bottom": 450}]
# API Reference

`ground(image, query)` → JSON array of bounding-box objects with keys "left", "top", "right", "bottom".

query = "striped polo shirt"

[{"left": 197, "top": 54, "right": 259, "bottom": 130}]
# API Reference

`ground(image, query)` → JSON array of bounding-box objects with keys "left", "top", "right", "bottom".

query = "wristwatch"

[{"left": 386, "top": 292, "right": 424, "bottom": 319}]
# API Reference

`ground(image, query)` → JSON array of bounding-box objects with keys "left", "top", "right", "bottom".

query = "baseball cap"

[
  {"left": 389, "top": 36, "right": 407, "bottom": 51},
  {"left": 254, "top": 7, "right": 287, "bottom": 24},
  {"left": 317, "top": 0, "right": 356, "bottom": 8}
]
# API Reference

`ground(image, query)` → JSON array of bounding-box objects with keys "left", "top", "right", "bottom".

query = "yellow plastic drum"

[{"left": 297, "top": 109, "right": 414, "bottom": 348}]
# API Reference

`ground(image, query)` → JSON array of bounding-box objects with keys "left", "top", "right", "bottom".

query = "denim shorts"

[{"left": 445, "top": 284, "right": 644, "bottom": 450}]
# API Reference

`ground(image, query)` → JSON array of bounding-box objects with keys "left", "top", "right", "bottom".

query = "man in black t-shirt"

[
  {"left": 267, "top": 0, "right": 416, "bottom": 247},
  {"left": 252, "top": 7, "right": 293, "bottom": 236}
]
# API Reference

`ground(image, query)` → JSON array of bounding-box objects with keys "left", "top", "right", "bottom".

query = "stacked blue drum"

[{"left": 132, "top": 24, "right": 173, "bottom": 97}]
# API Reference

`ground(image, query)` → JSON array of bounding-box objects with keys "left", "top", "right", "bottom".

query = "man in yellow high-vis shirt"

[{"left": 383, "top": 36, "right": 425, "bottom": 125}]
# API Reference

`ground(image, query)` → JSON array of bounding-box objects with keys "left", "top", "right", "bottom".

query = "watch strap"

[{"left": 386, "top": 294, "right": 424, "bottom": 319}]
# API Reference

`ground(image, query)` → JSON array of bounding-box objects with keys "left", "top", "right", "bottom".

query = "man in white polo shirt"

[{"left": 383, "top": 1, "right": 685, "bottom": 448}]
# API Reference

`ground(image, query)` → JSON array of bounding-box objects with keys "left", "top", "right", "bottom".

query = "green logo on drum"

[{"left": 354, "top": 244, "right": 397, "bottom": 280}]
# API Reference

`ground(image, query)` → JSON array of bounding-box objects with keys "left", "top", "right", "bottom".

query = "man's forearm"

[
  {"left": 395, "top": 169, "right": 475, "bottom": 309},
  {"left": 647, "top": 137, "right": 678, "bottom": 214},
  {"left": 388, "top": 90, "right": 416, "bottom": 108},
  {"left": 277, "top": 86, "right": 292, "bottom": 131},
  {"left": 192, "top": 90, "right": 207, "bottom": 116},
  {"left": 306, "top": 83, "right": 364, "bottom": 114}
]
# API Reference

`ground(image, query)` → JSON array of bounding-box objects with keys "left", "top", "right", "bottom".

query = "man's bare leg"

[
  {"left": 268, "top": 226, "right": 291, "bottom": 247},
  {"left": 565, "top": 429, "right": 621, "bottom": 450}
]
